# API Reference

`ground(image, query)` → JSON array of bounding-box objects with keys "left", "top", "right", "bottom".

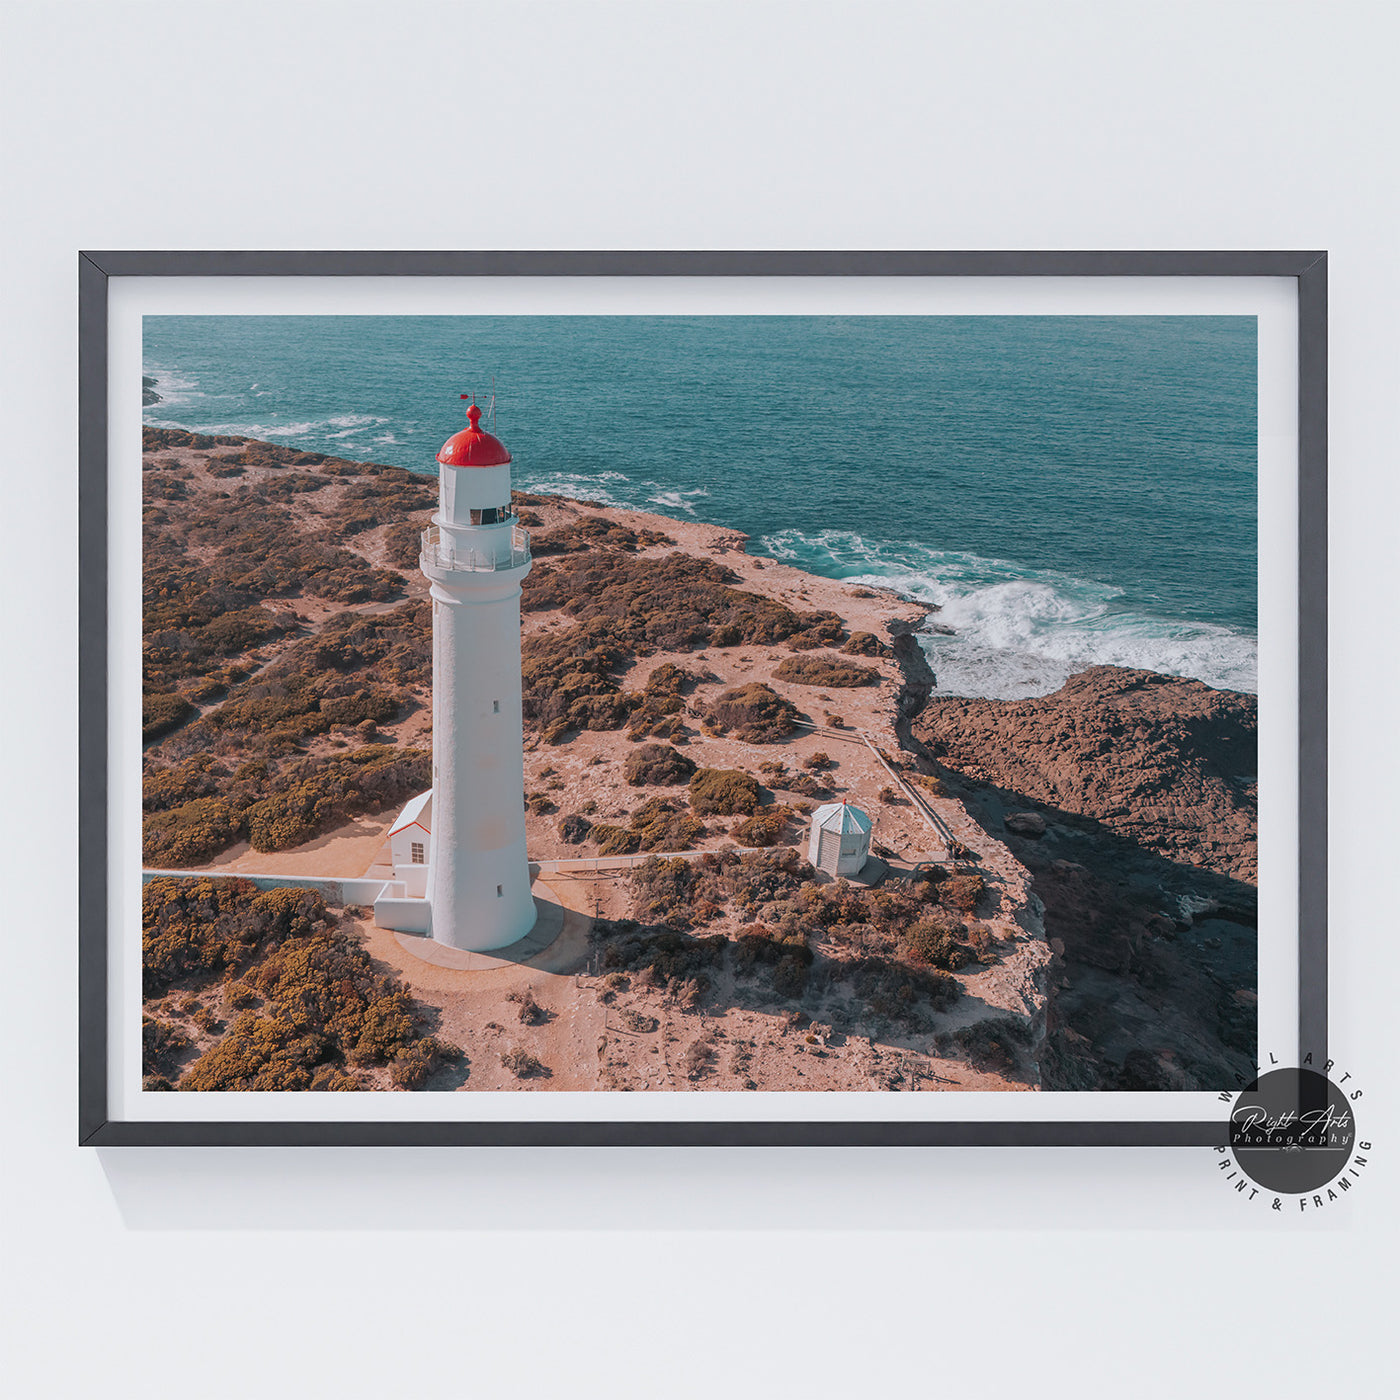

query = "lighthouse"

[{"left": 377, "top": 396, "right": 536, "bottom": 952}]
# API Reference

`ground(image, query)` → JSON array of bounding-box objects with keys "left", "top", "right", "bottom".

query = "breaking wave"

[
  {"left": 647, "top": 486, "right": 711, "bottom": 515},
  {"left": 758, "top": 528, "right": 1257, "bottom": 698},
  {"left": 141, "top": 368, "right": 205, "bottom": 411},
  {"left": 518, "top": 470, "right": 636, "bottom": 509}
]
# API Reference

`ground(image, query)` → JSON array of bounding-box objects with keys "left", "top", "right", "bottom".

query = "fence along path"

[{"left": 851, "top": 730, "right": 963, "bottom": 865}]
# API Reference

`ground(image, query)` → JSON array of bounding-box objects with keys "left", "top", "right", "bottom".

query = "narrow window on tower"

[
  {"left": 410, "top": 842, "right": 425, "bottom": 865},
  {"left": 492, "top": 699, "right": 500, "bottom": 713},
  {"left": 496, "top": 884, "right": 503, "bottom": 898}
]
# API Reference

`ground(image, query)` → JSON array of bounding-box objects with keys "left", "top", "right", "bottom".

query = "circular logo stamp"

[{"left": 1217, "top": 1056, "right": 1372, "bottom": 1211}]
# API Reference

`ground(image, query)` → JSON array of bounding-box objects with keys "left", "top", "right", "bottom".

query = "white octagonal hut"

[{"left": 807, "top": 800, "right": 873, "bottom": 877}]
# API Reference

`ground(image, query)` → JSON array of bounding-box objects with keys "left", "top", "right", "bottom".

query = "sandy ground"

[
  {"left": 346, "top": 868, "right": 1029, "bottom": 1093},
  {"left": 204, "top": 812, "right": 398, "bottom": 877}
]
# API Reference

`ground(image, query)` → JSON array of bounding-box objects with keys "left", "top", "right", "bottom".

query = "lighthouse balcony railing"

[{"left": 420, "top": 524, "right": 531, "bottom": 573}]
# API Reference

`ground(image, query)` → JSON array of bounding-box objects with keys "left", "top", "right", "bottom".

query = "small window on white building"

[
  {"left": 410, "top": 842, "right": 425, "bottom": 865},
  {"left": 493, "top": 699, "right": 500, "bottom": 713},
  {"left": 496, "top": 884, "right": 503, "bottom": 897}
]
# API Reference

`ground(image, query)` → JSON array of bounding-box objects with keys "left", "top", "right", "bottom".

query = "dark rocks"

[
  {"left": 885, "top": 618, "right": 937, "bottom": 731},
  {"left": 907, "top": 665, "right": 1258, "bottom": 1092},
  {"left": 914, "top": 665, "right": 1257, "bottom": 883}
]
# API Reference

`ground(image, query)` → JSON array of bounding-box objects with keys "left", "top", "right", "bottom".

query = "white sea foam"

[
  {"left": 759, "top": 528, "right": 1257, "bottom": 698},
  {"left": 141, "top": 410, "right": 392, "bottom": 442},
  {"left": 141, "top": 368, "right": 204, "bottom": 411},
  {"left": 647, "top": 486, "right": 710, "bottom": 515},
  {"left": 261, "top": 413, "right": 387, "bottom": 438},
  {"left": 520, "top": 471, "right": 634, "bottom": 509}
]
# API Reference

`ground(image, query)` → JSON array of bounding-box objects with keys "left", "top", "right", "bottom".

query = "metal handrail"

[{"left": 420, "top": 523, "right": 530, "bottom": 573}]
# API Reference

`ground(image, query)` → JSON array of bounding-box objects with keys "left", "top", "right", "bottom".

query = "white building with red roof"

[{"left": 373, "top": 399, "right": 536, "bottom": 951}]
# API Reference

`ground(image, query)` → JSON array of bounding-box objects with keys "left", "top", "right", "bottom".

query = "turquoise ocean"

[{"left": 143, "top": 315, "right": 1258, "bottom": 698}]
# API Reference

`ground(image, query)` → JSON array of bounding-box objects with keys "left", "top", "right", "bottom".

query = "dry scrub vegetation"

[
  {"left": 591, "top": 849, "right": 998, "bottom": 1033},
  {"left": 142, "top": 877, "right": 456, "bottom": 1091},
  {"left": 520, "top": 547, "right": 844, "bottom": 744},
  {"left": 142, "top": 430, "right": 875, "bottom": 865},
  {"left": 142, "top": 428, "right": 438, "bottom": 866}
]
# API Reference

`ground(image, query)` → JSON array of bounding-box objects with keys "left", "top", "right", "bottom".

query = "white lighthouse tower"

[{"left": 410, "top": 396, "right": 536, "bottom": 952}]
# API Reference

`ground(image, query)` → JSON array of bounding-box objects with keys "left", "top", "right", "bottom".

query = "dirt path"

[{"left": 356, "top": 875, "right": 605, "bottom": 1091}]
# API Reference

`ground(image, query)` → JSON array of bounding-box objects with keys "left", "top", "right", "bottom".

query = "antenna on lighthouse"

[{"left": 489, "top": 374, "right": 497, "bottom": 434}]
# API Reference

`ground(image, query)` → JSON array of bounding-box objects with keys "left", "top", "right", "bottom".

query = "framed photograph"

[{"left": 78, "top": 251, "right": 1326, "bottom": 1146}]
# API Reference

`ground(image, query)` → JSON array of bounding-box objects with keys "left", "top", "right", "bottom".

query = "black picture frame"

[{"left": 79, "top": 250, "right": 1327, "bottom": 1147}]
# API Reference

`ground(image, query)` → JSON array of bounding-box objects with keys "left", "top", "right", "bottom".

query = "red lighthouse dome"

[{"left": 437, "top": 399, "right": 512, "bottom": 468}]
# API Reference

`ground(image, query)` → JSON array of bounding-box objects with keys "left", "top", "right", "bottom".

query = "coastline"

[{"left": 138, "top": 430, "right": 1256, "bottom": 1092}]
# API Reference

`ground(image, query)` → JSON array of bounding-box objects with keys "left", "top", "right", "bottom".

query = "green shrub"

[
  {"left": 208, "top": 680, "right": 401, "bottom": 745},
  {"left": 734, "top": 922, "right": 812, "bottom": 971},
  {"left": 785, "top": 610, "right": 846, "bottom": 650},
  {"left": 141, "top": 1014, "right": 190, "bottom": 1080},
  {"left": 841, "top": 631, "right": 890, "bottom": 657},
  {"left": 629, "top": 855, "right": 697, "bottom": 927},
  {"left": 501, "top": 1047, "right": 548, "bottom": 1079},
  {"left": 683, "top": 1039, "right": 716, "bottom": 1080},
  {"left": 143, "top": 756, "right": 222, "bottom": 813},
  {"left": 143, "top": 875, "right": 448, "bottom": 1091},
  {"left": 558, "top": 813, "right": 593, "bottom": 844},
  {"left": 624, "top": 743, "right": 697, "bottom": 787},
  {"left": 688, "top": 767, "right": 762, "bottom": 816},
  {"left": 591, "top": 823, "right": 640, "bottom": 856},
  {"left": 507, "top": 989, "right": 549, "bottom": 1025},
  {"left": 771, "top": 770, "right": 828, "bottom": 798},
  {"left": 941, "top": 873, "right": 985, "bottom": 914},
  {"left": 597, "top": 926, "right": 725, "bottom": 986},
  {"left": 954, "top": 1017, "right": 1033, "bottom": 1074},
  {"left": 632, "top": 798, "right": 704, "bottom": 851},
  {"left": 180, "top": 1011, "right": 329, "bottom": 1091},
  {"left": 143, "top": 878, "right": 321, "bottom": 995},
  {"left": 225, "top": 980, "right": 259, "bottom": 1009},
  {"left": 626, "top": 663, "right": 699, "bottom": 740},
  {"left": 901, "top": 916, "right": 971, "bottom": 971},
  {"left": 146, "top": 743, "right": 431, "bottom": 862},
  {"left": 179, "top": 675, "right": 228, "bottom": 704},
  {"left": 244, "top": 788, "right": 332, "bottom": 851},
  {"left": 521, "top": 551, "right": 814, "bottom": 652},
  {"left": 310, "top": 1064, "right": 363, "bottom": 1091},
  {"left": 845, "top": 956, "right": 961, "bottom": 1020},
  {"left": 701, "top": 683, "right": 798, "bottom": 742},
  {"left": 731, "top": 806, "right": 790, "bottom": 847},
  {"left": 198, "top": 607, "right": 285, "bottom": 655},
  {"left": 381, "top": 520, "right": 424, "bottom": 568},
  {"left": 772, "top": 954, "right": 811, "bottom": 998},
  {"left": 388, "top": 1037, "right": 458, "bottom": 1090},
  {"left": 520, "top": 618, "right": 637, "bottom": 742},
  {"left": 142, "top": 798, "right": 243, "bottom": 867},
  {"left": 773, "top": 654, "right": 879, "bottom": 687},
  {"left": 142, "top": 692, "right": 195, "bottom": 741}
]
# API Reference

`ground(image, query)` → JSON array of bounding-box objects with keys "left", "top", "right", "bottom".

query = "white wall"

[{"left": 2, "top": 3, "right": 1397, "bottom": 1397}]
